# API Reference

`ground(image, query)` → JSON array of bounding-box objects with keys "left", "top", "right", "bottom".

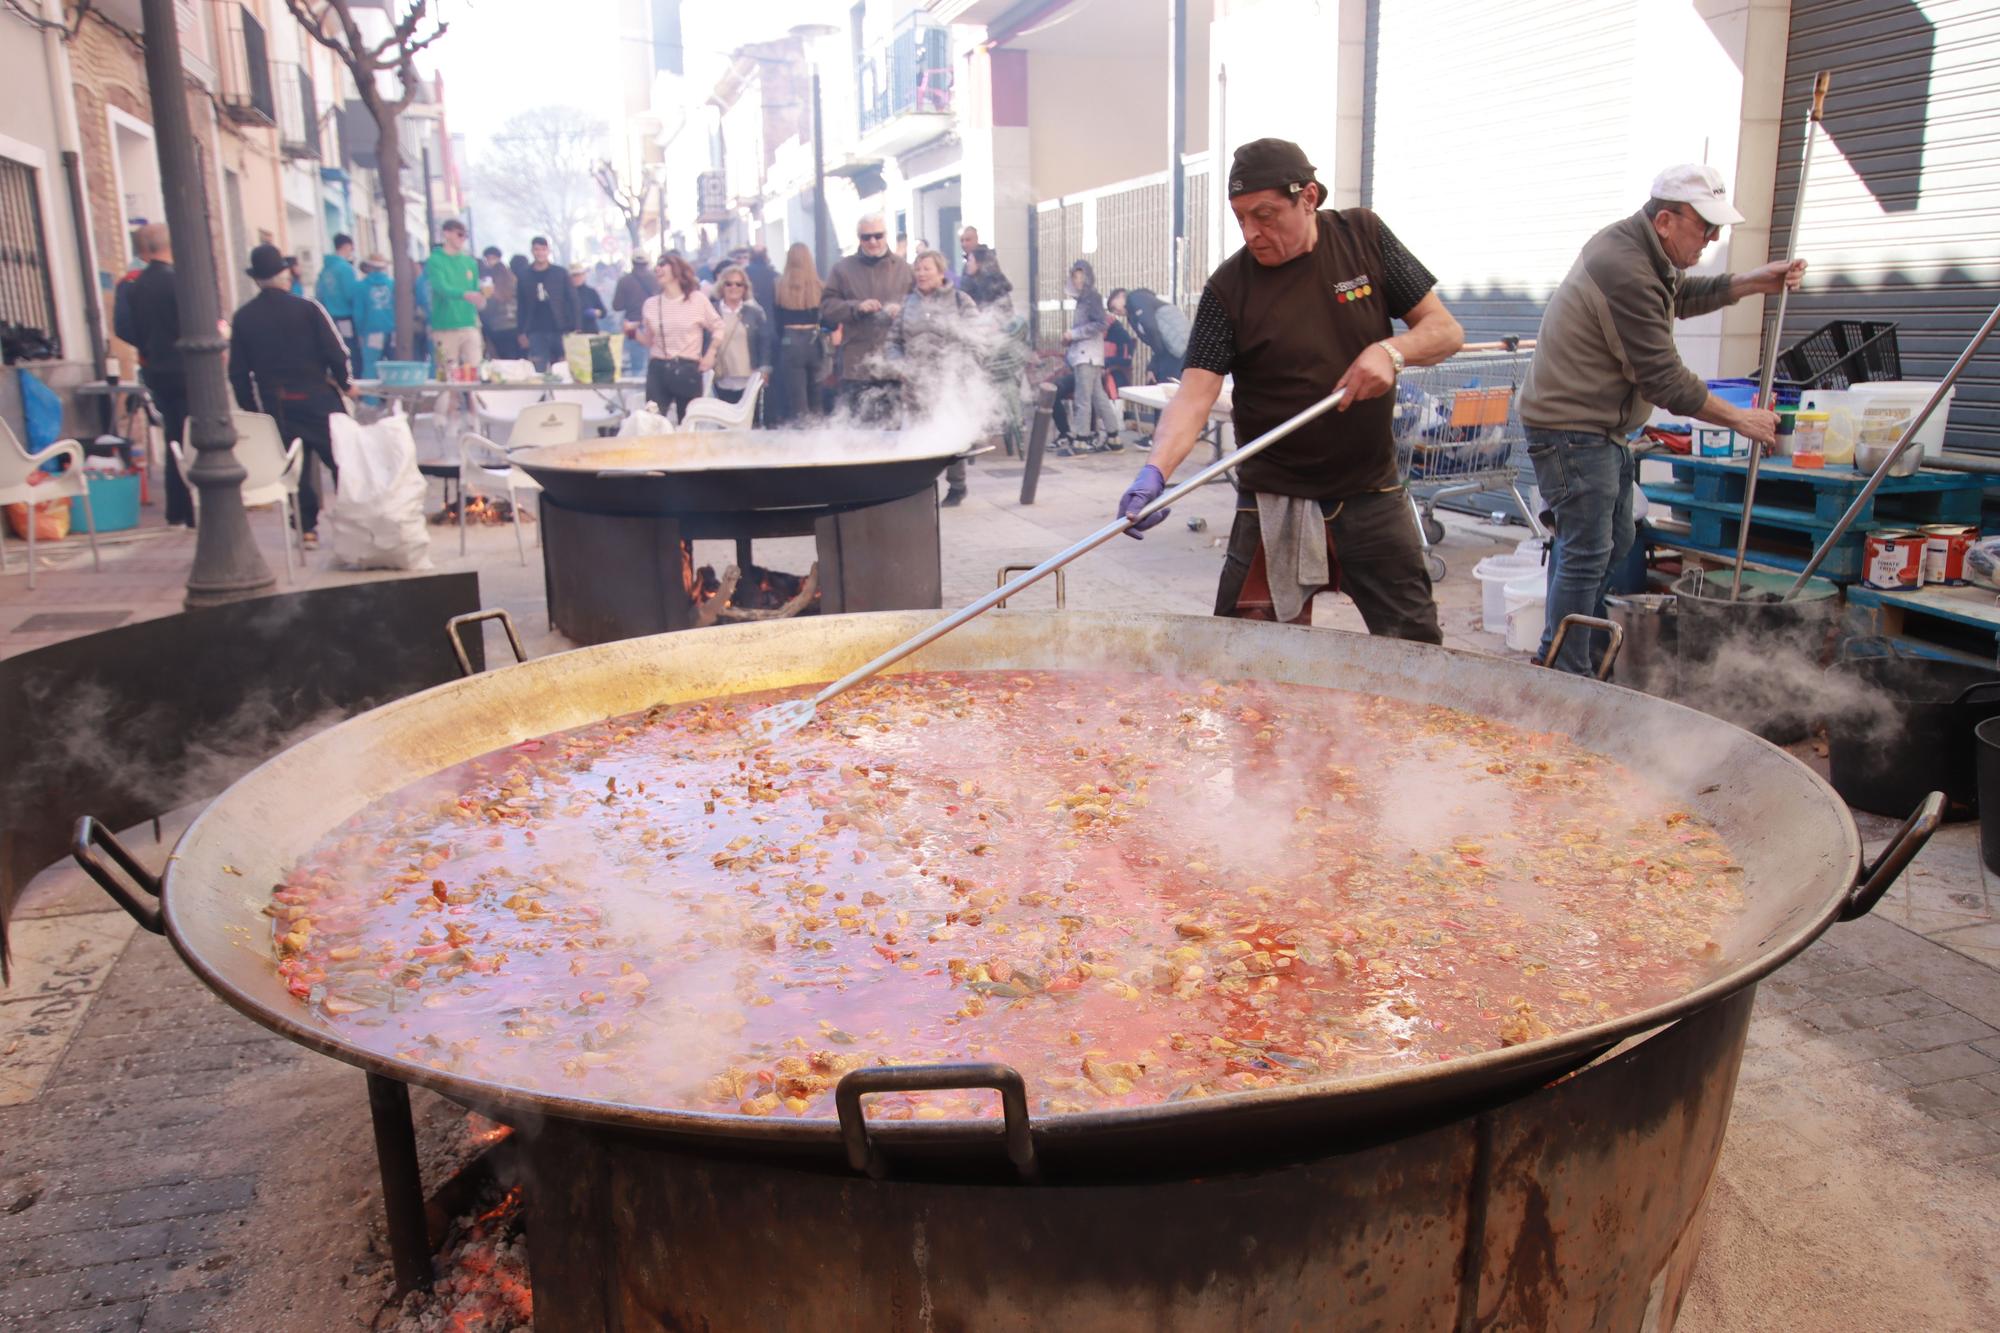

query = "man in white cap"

[{"left": 1520, "top": 163, "right": 1805, "bottom": 673}]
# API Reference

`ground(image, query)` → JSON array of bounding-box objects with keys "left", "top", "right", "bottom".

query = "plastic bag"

[
  {"left": 16, "top": 368, "right": 64, "bottom": 448},
  {"left": 618, "top": 404, "right": 674, "bottom": 437},
  {"left": 3, "top": 471, "right": 71, "bottom": 540},
  {"left": 326, "top": 412, "right": 434, "bottom": 571},
  {"left": 486, "top": 359, "right": 538, "bottom": 383},
  {"left": 1967, "top": 537, "right": 2000, "bottom": 591},
  {"left": 563, "top": 333, "right": 622, "bottom": 384}
]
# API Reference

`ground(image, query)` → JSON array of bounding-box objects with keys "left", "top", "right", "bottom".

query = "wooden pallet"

[
  {"left": 1842, "top": 583, "right": 2000, "bottom": 664},
  {"left": 1639, "top": 456, "right": 1989, "bottom": 582}
]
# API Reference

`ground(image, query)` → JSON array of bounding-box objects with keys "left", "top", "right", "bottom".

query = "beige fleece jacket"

[{"left": 1520, "top": 210, "right": 1735, "bottom": 438}]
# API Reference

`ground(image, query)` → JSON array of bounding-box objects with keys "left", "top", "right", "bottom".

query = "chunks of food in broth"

[{"left": 268, "top": 671, "right": 1743, "bottom": 1120}]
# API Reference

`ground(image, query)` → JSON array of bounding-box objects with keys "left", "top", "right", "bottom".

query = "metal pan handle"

[
  {"left": 70, "top": 816, "right": 165, "bottom": 935},
  {"left": 1541, "top": 614, "right": 1625, "bottom": 681},
  {"left": 1841, "top": 791, "right": 1944, "bottom": 921},
  {"left": 835, "top": 1062, "right": 1037, "bottom": 1181},
  {"left": 1951, "top": 680, "right": 2000, "bottom": 708},
  {"left": 996, "top": 565, "right": 1066, "bottom": 610},
  {"left": 446, "top": 609, "right": 526, "bottom": 678}
]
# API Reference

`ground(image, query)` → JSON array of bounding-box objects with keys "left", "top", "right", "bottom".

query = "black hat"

[
  {"left": 246, "top": 243, "right": 295, "bottom": 280},
  {"left": 1227, "top": 138, "right": 1320, "bottom": 200}
]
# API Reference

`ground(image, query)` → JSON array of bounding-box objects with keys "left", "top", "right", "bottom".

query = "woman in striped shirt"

[{"left": 637, "top": 254, "right": 720, "bottom": 421}]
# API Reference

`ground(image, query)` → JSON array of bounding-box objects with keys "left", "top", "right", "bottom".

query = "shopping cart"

[{"left": 1392, "top": 342, "right": 1547, "bottom": 581}]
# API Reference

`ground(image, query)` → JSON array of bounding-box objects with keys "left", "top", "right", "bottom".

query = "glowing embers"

[{"left": 678, "top": 541, "right": 820, "bottom": 628}]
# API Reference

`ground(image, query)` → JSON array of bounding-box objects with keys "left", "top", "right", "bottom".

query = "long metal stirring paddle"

[
  {"left": 750, "top": 386, "right": 1350, "bottom": 739},
  {"left": 1731, "top": 70, "right": 1830, "bottom": 601}
]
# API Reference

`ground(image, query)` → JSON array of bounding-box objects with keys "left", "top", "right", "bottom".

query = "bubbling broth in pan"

[{"left": 268, "top": 671, "right": 1743, "bottom": 1120}]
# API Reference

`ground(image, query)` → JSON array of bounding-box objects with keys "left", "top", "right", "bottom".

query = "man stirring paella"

[{"left": 1117, "top": 138, "right": 1465, "bottom": 640}]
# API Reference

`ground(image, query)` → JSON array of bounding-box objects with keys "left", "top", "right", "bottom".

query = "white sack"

[{"left": 327, "top": 412, "right": 434, "bottom": 571}]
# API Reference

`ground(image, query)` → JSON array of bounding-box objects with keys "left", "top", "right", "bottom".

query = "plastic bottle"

[{"left": 1791, "top": 409, "right": 1829, "bottom": 469}]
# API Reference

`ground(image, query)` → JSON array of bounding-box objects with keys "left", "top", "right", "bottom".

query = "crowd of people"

[{"left": 108, "top": 132, "right": 1795, "bottom": 669}]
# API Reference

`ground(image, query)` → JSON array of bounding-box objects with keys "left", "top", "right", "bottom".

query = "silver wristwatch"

[{"left": 1377, "top": 340, "right": 1405, "bottom": 377}]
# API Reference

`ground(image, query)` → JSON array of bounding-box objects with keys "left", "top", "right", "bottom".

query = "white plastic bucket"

[
  {"left": 1503, "top": 572, "right": 1547, "bottom": 654},
  {"left": 1474, "top": 554, "right": 1540, "bottom": 629}
]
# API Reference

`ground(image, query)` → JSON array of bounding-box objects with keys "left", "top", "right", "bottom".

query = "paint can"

[
  {"left": 1922, "top": 524, "right": 1978, "bottom": 587},
  {"left": 1695, "top": 425, "right": 1735, "bottom": 458},
  {"left": 1863, "top": 529, "right": 1926, "bottom": 591}
]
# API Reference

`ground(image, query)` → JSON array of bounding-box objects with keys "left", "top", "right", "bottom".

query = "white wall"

[
  {"left": 1027, "top": 52, "right": 1165, "bottom": 201},
  {"left": 0, "top": 34, "right": 95, "bottom": 382}
]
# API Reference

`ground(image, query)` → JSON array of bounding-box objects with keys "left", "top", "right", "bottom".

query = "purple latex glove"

[{"left": 1117, "top": 463, "right": 1170, "bottom": 538}]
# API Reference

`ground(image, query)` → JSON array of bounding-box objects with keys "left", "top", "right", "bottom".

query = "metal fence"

[{"left": 1028, "top": 156, "right": 1211, "bottom": 359}]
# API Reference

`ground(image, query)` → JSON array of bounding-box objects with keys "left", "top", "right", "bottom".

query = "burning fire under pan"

[
  {"left": 71, "top": 612, "right": 1940, "bottom": 1329},
  {"left": 510, "top": 430, "right": 976, "bottom": 644}
]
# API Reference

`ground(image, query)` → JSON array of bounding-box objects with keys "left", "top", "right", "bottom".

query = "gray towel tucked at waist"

[{"left": 1255, "top": 492, "right": 1329, "bottom": 623}]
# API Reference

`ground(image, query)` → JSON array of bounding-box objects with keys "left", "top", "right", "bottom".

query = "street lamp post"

[{"left": 141, "top": 0, "right": 275, "bottom": 607}]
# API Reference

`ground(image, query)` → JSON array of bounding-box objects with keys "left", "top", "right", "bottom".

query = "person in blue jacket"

[
  {"left": 315, "top": 233, "right": 363, "bottom": 375},
  {"left": 356, "top": 253, "right": 397, "bottom": 380}
]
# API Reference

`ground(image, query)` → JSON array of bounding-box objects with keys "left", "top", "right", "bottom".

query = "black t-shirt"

[{"left": 1186, "top": 210, "right": 1436, "bottom": 499}]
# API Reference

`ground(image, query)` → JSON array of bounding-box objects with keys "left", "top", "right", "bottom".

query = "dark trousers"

[
  {"left": 143, "top": 370, "right": 195, "bottom": 527},
  {"left": 769, "top": 327, "right": 818, "bottom": 427},
  {"left": 838, "top": 378, "right": 904, "bottom": 429},
  {"left": 272, "top": 390, "right": 341, "bottom": 534},
  {"left": 645, "top": 357, "right": 703, "bottom": 421},
  {"left": 1214, "top": 488, "right": 1442, "bottom": 644},
  {"left": 524, "top": 327, "right": 565, "bottom": 372},
  {"left": 332, "top": 316, "right": 360, "bottom": 381}
]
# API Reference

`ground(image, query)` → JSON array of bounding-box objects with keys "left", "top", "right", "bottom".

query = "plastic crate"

[
  {"left": 1776, "top": 320, "right": 1901, "bottom": 390},
  {"left": 70, "top": 472, "right": 140, "bottom": 532},
  {"left": 376, "top": 360, "right": 430, "bottom": 386}
]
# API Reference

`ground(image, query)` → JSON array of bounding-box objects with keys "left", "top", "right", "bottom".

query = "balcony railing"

[
  {"left": 857, "top": 13, "right": 953, "bottom": 138},
  {"left": 214, "top": 2, "right": 276, "bottom": 127},
  {"left": 277, "top": 64, "right": 321, "bottom": 160}
]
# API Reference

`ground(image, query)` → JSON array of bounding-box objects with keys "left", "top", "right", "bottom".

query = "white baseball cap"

[{"left": 1650, "top": 164, "right": 1745, "bottom": 226}]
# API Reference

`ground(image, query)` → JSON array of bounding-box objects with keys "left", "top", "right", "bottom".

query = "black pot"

[
  {"left": 1977, "top": 717, "right": 2000, "bottom": 872},
  {"left": 1825, "top": 653, "right": 2000, "bottom": 819}
]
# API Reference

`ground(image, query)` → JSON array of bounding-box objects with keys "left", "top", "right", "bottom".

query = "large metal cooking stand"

[
  {"left": 70, "top": 611, "right": 1939, "bottom": 1327},
  {"left": 510, "top": 429, "right": 974, "bottom": 644}
]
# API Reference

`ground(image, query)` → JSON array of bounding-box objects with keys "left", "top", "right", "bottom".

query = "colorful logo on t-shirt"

[{"left": 1333, "top": 275, "right": 1374, "bottom": 304}]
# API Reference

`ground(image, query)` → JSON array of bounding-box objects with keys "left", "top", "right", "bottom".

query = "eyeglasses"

[
  {"left": 858, "top": 232, "right": 885, "bottom": 241},
  {"left": 1678, "top": 207, "right": 1721, "bottom": 242},
  {"left": 722, "top": 280, "right": 746, "bottom": 287}
]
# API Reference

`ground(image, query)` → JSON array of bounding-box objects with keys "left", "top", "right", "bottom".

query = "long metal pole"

[
  {"left": 805, "top": 389, "right": 1346, "bottom": 712},
  {"left": 1785, "top": 299, "right": 2000, "bottom": 598},
  {"left": 1731, "top": 71, "right": 1829, "bottom": 601},
  {"left": 812, "top": 70, "right": 832, "bottom": 271},
  {"left": 140, "top": 0, "right": 275, "bottom": 607}
]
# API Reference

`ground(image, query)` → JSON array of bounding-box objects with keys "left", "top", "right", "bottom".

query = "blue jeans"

[
  {"left": 622, "top": 335, "right": 647, "bottom": 378},
  {"left": 1527, "top": 428, "right": 1634, "bottom": 674}
]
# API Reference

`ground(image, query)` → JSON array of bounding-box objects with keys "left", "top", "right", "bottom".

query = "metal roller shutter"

[
  {"left": 1365, "top": 0, "right": 1642, "bottom": 525},
  {"left": 1364, "top": 0, "right": 1639, "bottom": 345},
  {"left": 1772, "top": 0, "right": 2000, "bottom": 453}
]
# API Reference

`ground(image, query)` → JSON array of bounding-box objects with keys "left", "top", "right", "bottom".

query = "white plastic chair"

[
  {"left": 168, "top": 428, "right": 304, "bottom": 582},
  {"left": 473, "top": 389, "right": 540, "bottom": 437},
  {"left": 545, "top": 387, "right": 625, "bottom": 437},
  {"left": 458, "top": 432, "right": 542, "bottom": 564},
  {"left": 680, "top": 372, "right": 765, "bottom": 431},
  {"left": 229, "top": 411, "right": 305, "bottom": 581},
  {"left": 503, "top": 400, "right": 584, "bottom": 451},
  {"left": 0, "top": 416, "right": 101, "bottom": 590}
]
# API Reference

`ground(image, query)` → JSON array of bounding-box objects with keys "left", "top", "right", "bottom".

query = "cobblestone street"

[{"left": 3, "top": 451, "right": 1998, "bottom": 1329}]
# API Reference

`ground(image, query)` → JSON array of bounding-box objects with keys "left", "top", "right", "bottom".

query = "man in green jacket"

[
  {"left": 1519, "top": 164, "right": 1804, "bottom": 673},
  {"left": 424, "top": 218, "right": 485, "bottom": 382}
]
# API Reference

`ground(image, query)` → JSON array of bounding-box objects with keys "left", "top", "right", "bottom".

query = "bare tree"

[
  {"left": 285, "top": 0, "right": 446, "bottom": 359},
  {"left": 592, "top": 160, "right": 658, "bottom": 256},
  {"left": 470, "top": 107, "right": 607, "bottom": 260}
]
